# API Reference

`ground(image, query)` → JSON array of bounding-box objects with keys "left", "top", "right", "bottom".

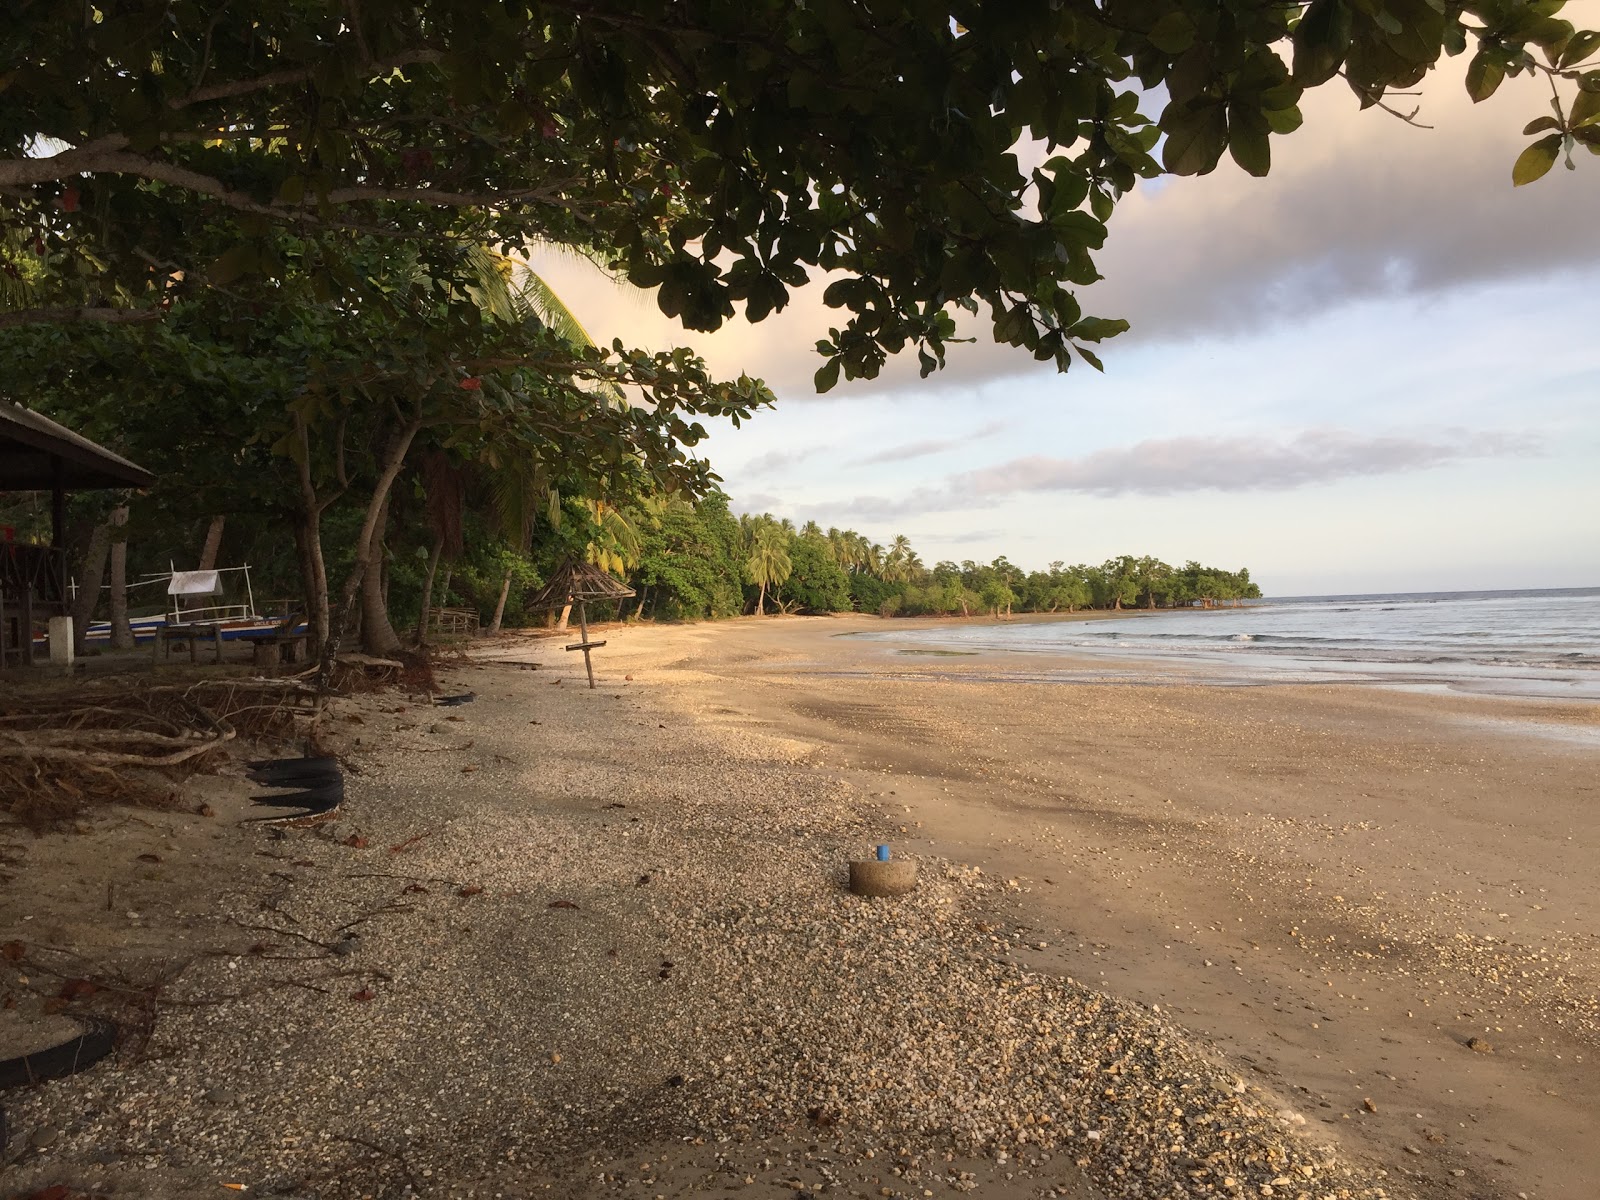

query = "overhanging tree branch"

[{"left": 0, "top": 306, "right": 162, "bottom": 330}]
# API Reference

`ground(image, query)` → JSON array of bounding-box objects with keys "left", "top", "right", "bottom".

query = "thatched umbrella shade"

[{"left": 525, "top": 558, "right": 635, "bottom": 689}]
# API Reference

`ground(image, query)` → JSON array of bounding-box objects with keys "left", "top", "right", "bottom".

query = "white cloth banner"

[{"left": 168, "top": 570, "right": 221, "bottom": 596}]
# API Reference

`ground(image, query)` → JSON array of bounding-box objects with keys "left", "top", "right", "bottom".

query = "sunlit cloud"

[
  {"left": 956, "top": 428, "right": 1541, "bottom": 497},
  {"left": 740, "top": 444, "right": 832, "bottom": 475},
  {"left": 819, "top": 427, "right": 1541, "bottom": 521},
  {"left": 853, "top": 421, "right": 1006, "bottom": 466}
]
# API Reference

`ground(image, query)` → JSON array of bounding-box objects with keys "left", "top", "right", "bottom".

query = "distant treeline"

[
  {"left": 14, "top": 483, "right": 1256, "bottom": 644},
  {"left": 623, "top": 492, "right": 1261, "bottom": 620}
]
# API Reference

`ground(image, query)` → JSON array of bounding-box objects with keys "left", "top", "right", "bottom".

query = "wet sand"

[{"left": 576, "top": 613, "right": 1600, "bottom": 1200}]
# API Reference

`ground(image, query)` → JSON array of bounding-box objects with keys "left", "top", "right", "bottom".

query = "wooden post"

[{"left": 578, "top": 598, "right": 595, "bottom": 688}]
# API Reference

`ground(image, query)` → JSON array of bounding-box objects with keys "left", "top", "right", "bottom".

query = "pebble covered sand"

[{"left": 2, "top": 651, "right": 1410, "bottom": 1199}]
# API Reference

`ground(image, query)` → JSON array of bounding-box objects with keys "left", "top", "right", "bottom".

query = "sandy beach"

[{"left": 2, "top": 613, "right": 1596, "bottom": 1200}]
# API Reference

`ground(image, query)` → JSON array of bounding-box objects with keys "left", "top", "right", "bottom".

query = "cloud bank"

[{"left": 823, "top": 427, "right": 1540, "bottom": 521}]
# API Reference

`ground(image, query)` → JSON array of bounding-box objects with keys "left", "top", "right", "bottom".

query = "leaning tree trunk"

[
  {"left": 488, "top": 568, "right": 513, "bottom": 635},
  {"left": 755, "top": 581, "right": 766, "bottom": 617},
  {"left": 360, "top": 490, "right": 404, "bottom": 657},
  {"left": 197, "top": 515, "right": 225, "bottom": 571},
  {"left": 556, "top": 599, "right": 572, "bottom": 630},
  {"left": 71, "top": 518, "right": 115, "bottom": 648},
  {"left": 108, "top": 505, "right": 134, "bottom": 650},
  {"left": 321, "top": 418, "right": 425, "bottom": 684}
]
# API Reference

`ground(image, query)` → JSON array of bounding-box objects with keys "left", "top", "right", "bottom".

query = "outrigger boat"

[{"left": 79, "top": 563, "right": 301, "bottom": 646}]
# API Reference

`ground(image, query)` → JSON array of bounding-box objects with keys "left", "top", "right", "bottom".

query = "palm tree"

[
  {"left": 884, "top": 533, "right": 916, "bottom": 583},
  {"left": 864, "top": 541, "right": 885, "bottom": 578},
  {"left": 745, "top": 519, "right": 793, "bottom": 616}
]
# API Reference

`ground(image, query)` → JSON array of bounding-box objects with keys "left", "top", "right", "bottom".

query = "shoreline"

[
  {"left": 826, "top": 606, "right": 1600, "bottom": 703},
  {"left": 2, "top": 617, "right": 1594, "bottom": 1199}
]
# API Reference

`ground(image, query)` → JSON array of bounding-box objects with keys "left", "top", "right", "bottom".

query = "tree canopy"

[{"left": 7, "top": 1, "right": 1596, "bottom": 386}]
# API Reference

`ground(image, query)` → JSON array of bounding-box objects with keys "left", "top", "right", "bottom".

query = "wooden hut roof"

[
  {"left": 526, "top": 558, "right": 636, "bottom": 610},
  {"left": 0, "top": 402, "right": 155, "bottom": 491}
]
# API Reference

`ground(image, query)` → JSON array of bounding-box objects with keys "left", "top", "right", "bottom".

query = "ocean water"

[{"left": 861, "top": 588, "right": 1600, "bottom": 699}]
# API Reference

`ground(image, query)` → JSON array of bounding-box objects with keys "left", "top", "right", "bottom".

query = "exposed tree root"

[{"left": 0, "top": 678, "right": 302, "bottom": 829}]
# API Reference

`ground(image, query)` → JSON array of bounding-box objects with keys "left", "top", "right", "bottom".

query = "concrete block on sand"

[{"left": 848, "top": 858, "right": 918, "bottom": 897}]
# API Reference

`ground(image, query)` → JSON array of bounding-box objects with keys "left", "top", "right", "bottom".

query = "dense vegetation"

[
  {"left": 638, "top": 506, "right": 1259, "bottom": 619},
  {"left": 1, "top": 2, "right": 1584, "bottom": 659}
]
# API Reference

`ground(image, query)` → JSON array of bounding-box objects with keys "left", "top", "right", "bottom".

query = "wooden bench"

[
  {"left": 153, "top": 621, "right": 224, "bottom": 664},
  {"left": 244, "top": 613, "right": 310, "bottom": 669}
]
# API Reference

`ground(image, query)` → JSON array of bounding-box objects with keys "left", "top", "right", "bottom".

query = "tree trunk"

[
  {"left": 488, "top": 568, "right": 514, "bottom": 635},
  {"left": 72, "top": 518, "right": 115, "bottom": 647},
  {"left": 556, "top": 599, "right": 572, "bottom": 630},
  {"left": 755, "top": 580, "right": 766, "bottom": 616},
  {"left": 416, "top": 535, "right": 443, "bottom": 646},
  {"left": 293, "top": 512, "right": 330, "bottom": 651},
  {"left": 108, "top": 505, "right": 133, "bottom": 650},
  {"left": 197, "top": 515, "right": 225, "bottom": 571},
  {"left": 323, "top": 418, "right": 426, "bottom": 681},
  {"left": 360, "top": 489, "right": 404, "bottom": 656}
]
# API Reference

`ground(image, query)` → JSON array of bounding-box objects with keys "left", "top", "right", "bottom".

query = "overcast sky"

[{"left": 531, "top": 57, "right": 1600, "bottom": 597}]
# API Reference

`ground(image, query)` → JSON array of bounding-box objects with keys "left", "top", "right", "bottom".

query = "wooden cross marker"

[{"left": 562, "top": 597, "right": 607, "bottom": 688}]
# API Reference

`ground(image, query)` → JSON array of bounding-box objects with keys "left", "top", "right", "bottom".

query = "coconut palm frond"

[
  {"left": 464, "top": 244, "right": 519, "bottom": 323},
  {"left": 513, "top": 266, "right": 597, "bottom": 348},
  {"left": 486, "top": 459, "right": 548, "bottom": 551},
  {"left": 587, "top": 501, "right": 643, "bottom": 569}
]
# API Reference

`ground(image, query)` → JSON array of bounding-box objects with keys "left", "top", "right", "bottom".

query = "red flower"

[{"left": 459, "top": 376, "right": 482, "bottom": 391}]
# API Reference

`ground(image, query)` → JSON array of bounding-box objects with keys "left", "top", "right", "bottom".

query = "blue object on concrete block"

[{"left": 876, "top": 844, "right": 891, "bottom": 861}]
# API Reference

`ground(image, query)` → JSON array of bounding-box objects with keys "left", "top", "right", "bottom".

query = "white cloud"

[
  {"left": 820, "top": 427, "right": 1540, "bottom": 520},
  {"left": 852, "top": 420, "right": 1006, "bottom": 465}
]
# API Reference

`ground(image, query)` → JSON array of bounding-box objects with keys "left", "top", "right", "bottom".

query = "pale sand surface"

[
  {"left": 1, "top": 612, "right": 1594, "bottom": 1200},
  {"left": 573, "top": 614, "right": 1598, "bottom": 1200}
]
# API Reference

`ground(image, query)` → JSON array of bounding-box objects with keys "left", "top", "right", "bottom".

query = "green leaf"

[
  {"left": 813, "top": 358, "right": 841, "bottom": 393},
  {"left": 1265, "top": 104, "right": 1304, "bottom": 135},
  {"left": 1293, "top": 0, "right": 1350, "bottom": 85},
  {"left": 1466, "top": 51, "right": 1504, "bottom": 102},
  {"left": 1228, "top": 105, "right": 1272, "bottom": 177},
  {"left": 1147, "top": 13, "right": 1195, "bottom": 55},
  {"left": 208, "top": 245, "right": 255, "bottom": 285},
  {"left": 276, "top": 175, "right": 306, "bottom": 204},
  {"left": 1561, "top": 30, "right": 1600, "bottom": 68},
  {"left": 1572, "top": 88, "right": 1600, "bottom": 128},
  {"left": 1161, "top": 103, "right": 1227, "bottom": 175},
  {"left": 1068, "top": 316, "right": 1129, "bottom": 343},
  {"left": 1075, "top": 344, "right": 1105, "bottom": 371},
  {"left": 1523, "top": 116, "right": 1562, "bottom": 135},
  {"left": 1512, "top": 133, "right": 1562, "bottom": 185}
]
